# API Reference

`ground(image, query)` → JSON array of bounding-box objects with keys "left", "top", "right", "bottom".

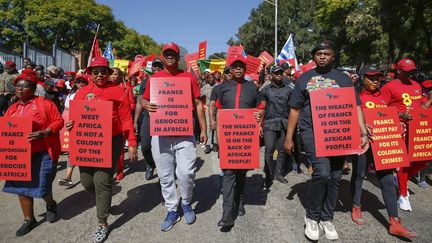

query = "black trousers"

[
  {"left": 222, "top": 169, "right": 247, "bottom": 214},
  {"left": 139, "top": 114, "right": 155, "bottom": 169},
  {"left": 263, "top": 129, "right": 287, "bottom": 179},
  {"left": 302, "top": 131, "right": 344, "bottom": 221},
  {"left": 350, "top": 149, "right": 398, "bottom": 217}
]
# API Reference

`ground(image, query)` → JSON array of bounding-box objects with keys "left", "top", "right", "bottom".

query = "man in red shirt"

[
  {"left": 380, "top": 58, "right": 432, "bottom": 212},
  {"left": 141, "top": 42, "right": 207, "bottom": 231}
]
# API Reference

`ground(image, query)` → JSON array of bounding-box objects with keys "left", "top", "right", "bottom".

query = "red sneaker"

[
  {"left": 351, "top": 206, "right": 364, "bottom": 225},
  {"left": 389, "top": 217, "right": 416, "bottom": 238}
]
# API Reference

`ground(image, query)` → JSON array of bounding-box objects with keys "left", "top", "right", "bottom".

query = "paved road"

[{"left": 1, "top": 147, "right": 431, "bottom": 243}]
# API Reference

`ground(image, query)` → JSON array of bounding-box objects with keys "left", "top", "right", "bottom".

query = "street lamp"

[{"left": 265, "top": 0, "right": 278, "bottom": 60}]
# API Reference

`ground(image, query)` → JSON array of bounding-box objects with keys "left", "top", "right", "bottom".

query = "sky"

[{"left": 96, "top": 0, "right": 262, "bottom": 55}]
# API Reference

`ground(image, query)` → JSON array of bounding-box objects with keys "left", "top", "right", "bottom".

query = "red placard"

[
  {"left": 258, "top": 51, "right": 275, "bottom": 67},
  {"left": 198, "top": 41, "right": 207, "bottom": 59},
  {"left": 185, "top": 52, "right": 200, "bottom": 75},
  {"left": 0, "top": 117, "right": 32, "bottom": 181},
  {"left": 150, "top": 77, "right": 193, "bottom": 136},
  {"left": 310, "top": 87, "right": 362, "bottom": 156},
  {"left": 60, "top": 110, "right": 70, "bottom": 152},
  {"left": 218, "top": 109, "right": 260, "bottom": 169},
  {"left": 69, "top": 101, "right": 113, "bottom": 168},
  {"left": 363, "top": 107, "right": 410, "bottom": 170},
  {"left": 408, "top": 108, "right": 432, "bottom": 161},
  {"left": 300, "top": 61, "right": 316, "bottom": 72},
  {"left": 246, "top": 55, "right": 261, "bottom": 74},
  {"left": 226, "top": 46, "right": 244, "bottom": 66}
]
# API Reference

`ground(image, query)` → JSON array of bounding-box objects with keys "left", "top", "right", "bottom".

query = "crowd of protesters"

[{"left": 1, "top": 40, "right": 431, "bottom": 243}]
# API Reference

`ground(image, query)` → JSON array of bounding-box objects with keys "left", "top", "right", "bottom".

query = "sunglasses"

[
  {"left": 91, "top": 70, "right": 108, "bottom": 75},
  {"left": 15, "top": 84, "right": 32, "bottom": 89}
]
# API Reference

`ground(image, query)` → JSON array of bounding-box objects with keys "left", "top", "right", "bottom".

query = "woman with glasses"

[
  {"left": 67, "top": 57, "right": 137, "bottom": 243},
  {"left": 350, "top": 66, "right": 416, "bottom": 238},
  {"left": 3, "top": 70, "right": 64, "bottom": 237},
  {"left": 58, "top": 74, "right": 90, "bottom": 186}
]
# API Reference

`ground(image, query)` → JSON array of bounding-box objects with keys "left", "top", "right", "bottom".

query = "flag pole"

[{"left": 87, "top": 23, "right": 101, "bottom": 67}]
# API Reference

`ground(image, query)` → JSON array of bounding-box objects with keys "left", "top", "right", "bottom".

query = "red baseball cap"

[
  {"left": 56, "top": 79, "right": 66, "bottom": 88},
  {"left": 397, "top": 58, "right": 416, "bottom": 72},
  {"left": 162, "top": 42, "right": 180, "bottom": 55},
  {"left": 14, "top": 70, "right": 38, "bottom": 85},
  {"left": 85, "top": 56, "right": 114, "bottom": 75},
  {"left": 228, "top": 55, "right": 247, "bottom": 66},
  {"left": 75, "top": 74, "right": 91, "bottom": 83},
  {"left": 5, "top": 61, "right": 16, "bottom": 69}
]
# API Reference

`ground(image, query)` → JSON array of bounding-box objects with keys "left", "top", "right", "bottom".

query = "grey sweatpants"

[{"left": 151, "top": 136, "right": 197, "bottom": 212}]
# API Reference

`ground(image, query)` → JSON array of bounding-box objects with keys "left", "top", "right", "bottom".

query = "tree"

[
  {"left": 0, "top": 0, "right": 161, "bottom": 60},
  {"left": 228, "top": 0, "right": 321, "bottom": 62},
  {"left": 208, "top": 52, "right": 226, "bottom": 59}
]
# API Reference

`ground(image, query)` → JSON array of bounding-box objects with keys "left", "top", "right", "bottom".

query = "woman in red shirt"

[
  {"left": 3, "top": 70, "right": 64, "bottom": 237},
  {"left": 380, "top": 59, "right": 432, "bottom": 212},
  {"left": 350, "top": 67, "right": 415, "bottom": 238},
  {"left": 67, "top": 57, "right": 137, "bottom": 243}
]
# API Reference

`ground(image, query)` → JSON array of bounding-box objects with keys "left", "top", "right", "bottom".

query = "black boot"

[
  {"left": 274, "top": 174, "right": 288, "bottom": 184},
  {"left": 46, "top": 201, "right": 57, "bottom": 223},
  {"left": 212, "top": 144, "right": 219, "bottom": 152},
  {"left": 218, "top": 210, "right": 234, "bottom": 227},
  {"left": 238, "top": 199, "right": 246, "bottom": 216}
]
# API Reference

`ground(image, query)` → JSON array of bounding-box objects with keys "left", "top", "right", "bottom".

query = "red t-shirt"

[
  {"left": 143, "top": 70, "right": 201, "bottom": 103},
  {"left": 380, "top": 79, "right": 426, "bottom": 113},
  {"left": 359, "top": 90, "right": 387, "bottom": 109},
  {"left": 74, "top": 82, "right": 137, "bottom": 146}
]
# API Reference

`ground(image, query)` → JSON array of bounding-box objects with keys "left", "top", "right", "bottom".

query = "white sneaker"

[
  {"left": 304, "top": 216, "right": 319, "bottom": 241},
  {"left": 398, "top": 196, "right": 412, "bottom": 211},
  {"left": 319, "top": 221, "right": 339, "bottom": 240}
]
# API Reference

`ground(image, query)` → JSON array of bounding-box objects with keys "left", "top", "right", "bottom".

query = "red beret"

[
  {"left": 5, "top": 61, "right": 16, "bottom": 68},
  {"left": 14, "top": 70, "right": 38, "bottom": 85}
]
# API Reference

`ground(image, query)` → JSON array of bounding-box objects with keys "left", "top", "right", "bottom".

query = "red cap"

[
  {"left": 14, "top": 70, "right": 38, "bottom": 85},
  {"left": 162, "top": 42, "right": 180, "bottom": 55},
  {"left": 397, "top": 58, "right": 416, "bottom": 72},
  {"left": 5, "top": 61, "right": 16, "bottom": 68},
  {"left": 75, "top": 74, "right": 91, "bottom": 83},
  {"left": 65, "top": 71, "right": 76, "bottom": 76},
  {"left": 85, "top": 56, "right": 114, "bottom": 75},
  {"left": 56, "top": 79, "right": 66, "bottom": 88},
  {"left": 228, "top": 55, "right": 247, "bottom": 66},
  {"left": 421, "top": 80, "right": 432, "bottom": 89}
]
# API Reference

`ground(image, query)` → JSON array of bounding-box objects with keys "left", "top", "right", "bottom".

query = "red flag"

[
  {"left": 300, "top": 61, "right": 316, "bottom": 72},
  {"left": 198, "top": 41, "right": 207, "bottom": 59},
  {"left": 92, "top": 39, "right": 102, "bottom": 58}
]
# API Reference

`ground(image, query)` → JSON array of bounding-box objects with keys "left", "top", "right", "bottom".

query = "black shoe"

[
  {"left": 16, "top": 218, "right": 38, "bottom": 237},
  {"left": 46, "top": 201, "right": 57, "bottom": 223},
  {"left": 212, "top": 144, "right": 219, "bottom": 152},
  {"left": 145, "top": 168, "right": 154, "bottom": 180},
  {"left": 204, "top": 145, "right": 211, "bottom": 154},
  {"left": 238, "top": 200, "right": 246, "bottom": 216},
  {"left": 274, "top": 175, "right": 288, "bottom": 184},
  {"left": 262, "top": 178, "right": 273, "bottom": 190},
  {"left": 218, "top": 210, "right": 234, "bottom": 227}
]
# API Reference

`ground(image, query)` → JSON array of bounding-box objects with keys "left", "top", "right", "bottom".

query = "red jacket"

[
  {"left": 120, "top": 82, "right": 136, "bottom": 111},
  {"left": 74, "top": 82, "right": 137, "bottom": 146},
  {"left": 5, "top": 96, "right": 64, "bottom": 161}
]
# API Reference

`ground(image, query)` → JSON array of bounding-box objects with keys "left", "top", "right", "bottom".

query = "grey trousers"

[{"left": 151, "top": 136, "right": 197, "bottom": 212}]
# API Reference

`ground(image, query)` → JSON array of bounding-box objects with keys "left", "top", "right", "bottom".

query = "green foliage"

[
  {"left": 229, "top": 0, "right": 321, "bottom": 62},
  {"left": 0, "top": 0, "right": 161, "bottom": 60},
  {"left": 232, "top": 0, "right": 432, "bottom": 72}
]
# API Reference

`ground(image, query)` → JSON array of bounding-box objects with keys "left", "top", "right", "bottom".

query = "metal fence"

[
  {"left": 24, "top": 43, "right": 54, "bottom": 69},
  {"left": 54, "top": 46, "right": 76, "bottom": 71},
  {"left": 0, "top": 48, "right": 23, "bottom": 70}
]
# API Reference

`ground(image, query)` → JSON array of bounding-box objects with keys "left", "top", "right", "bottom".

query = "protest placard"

[{"left": 408, "top": 108, "right": 432, "bottom": 161}]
